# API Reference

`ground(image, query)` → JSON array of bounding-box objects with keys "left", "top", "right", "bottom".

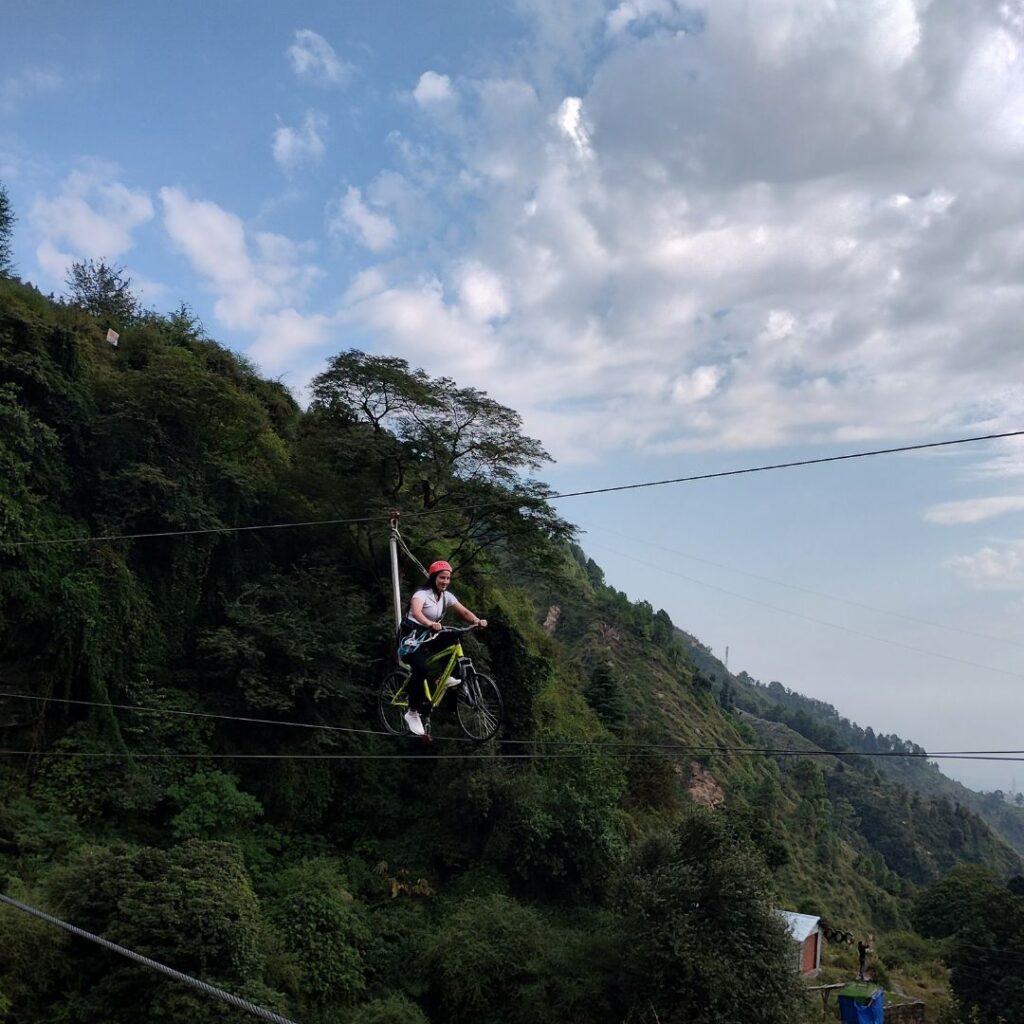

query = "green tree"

[
  {"left": 584, "top": 661, "right": 628, "bottom": 733},
  {"left": 425, "top": 894, "right": 614, "bottom": 1024},
  {"left": 65, "top": 258, "right": 141, "bottom": 325},
  {"left": 307, "top": 349, "right": 571, "bottom": 569},
  {"left": 614, "top": 808, "right": 813, "bottom": 1024},
  {"left": 0, "top": 182, "right": 14, "bottom": 275},
  {"left": 41, "top": 841, "right": 278, "bottom": 1023},
  {"left": 167, "top": 770, "right": 264, "bottom": 841},
  {"left": 264, "top": 859, "right": 371, "bottom": 1020}
]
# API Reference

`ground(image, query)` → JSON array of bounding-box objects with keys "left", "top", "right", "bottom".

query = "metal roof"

[{"left": 779, "top": 910, "right": 821, "bottom": 943}]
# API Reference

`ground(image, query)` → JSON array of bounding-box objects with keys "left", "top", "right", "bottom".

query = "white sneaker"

[
  {"left": 443, "top": 676, "right": 462, "bottom": 691},
  {"left": 404, "top": 709, "right": 425, "bottom": 736}
]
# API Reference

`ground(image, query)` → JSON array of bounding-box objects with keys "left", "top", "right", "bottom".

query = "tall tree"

[
  {"left": 65, "top": 258, "right": 141, "bottom": 325},
  {"left": 615, "top": 809, "right": 813, "bottom": 1024},
  {"left": 307, "top": 349, "right": 572, "bottom": 570},
  {"left": 0, "top": 182, "right": 14, "bottom": 276}
]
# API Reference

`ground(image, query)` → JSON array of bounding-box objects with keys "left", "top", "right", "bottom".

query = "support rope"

[
  {"left": 393, "top": 526, "right": 429, "bottom": 577},
  {"left": 0, "top": 894, "right": 302, "bottom": 1024}
]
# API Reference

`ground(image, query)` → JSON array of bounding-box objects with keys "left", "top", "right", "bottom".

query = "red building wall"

[{"left": 801, "top": 932, "right": 818, "bottom": 975}]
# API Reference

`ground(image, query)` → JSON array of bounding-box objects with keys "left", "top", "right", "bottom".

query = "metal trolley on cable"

[{"left": 377, "top": 624, "right": 503, "bottom": 742}]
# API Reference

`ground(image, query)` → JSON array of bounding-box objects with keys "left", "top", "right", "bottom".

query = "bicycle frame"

[
  {"left": 422, "top": 639, "right": 468, "bottom": 708},
  {"left": 380, "top": 623, "right": 501, "bottom": 741},
  {"left": 393, "top": 624, "right": 478, "bottom": 712}
]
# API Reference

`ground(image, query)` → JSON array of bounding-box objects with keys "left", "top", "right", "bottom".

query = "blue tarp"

[{"left": 838, "top": 989, "right": 884, "bottom": 1024}]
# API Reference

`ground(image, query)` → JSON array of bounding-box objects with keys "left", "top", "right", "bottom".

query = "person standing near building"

[{"left": 857, "top": 935, "right": 872, "bottom": 981}]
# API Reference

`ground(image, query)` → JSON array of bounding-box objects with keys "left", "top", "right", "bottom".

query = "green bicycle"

[{"left": 378, "top": 625, "right": 504, "bottom": 742}]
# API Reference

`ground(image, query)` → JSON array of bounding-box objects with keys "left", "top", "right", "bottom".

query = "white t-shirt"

[{"left": 405, "top": 587, "right": 458, "bottom": 626}]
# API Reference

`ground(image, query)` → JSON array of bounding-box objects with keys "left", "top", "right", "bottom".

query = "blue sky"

[{"left": 3, "top": 0, "right": 1024, "bottom": 789}]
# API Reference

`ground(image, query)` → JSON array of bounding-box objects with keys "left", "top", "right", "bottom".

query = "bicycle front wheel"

[
  {"left": 456, "top": 672, "right": 503, "bottom": 742},
  {"left": 378, "top": 671, "right": 411, "bottom": 735}
]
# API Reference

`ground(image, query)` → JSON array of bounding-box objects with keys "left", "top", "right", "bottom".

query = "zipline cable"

[
  {"left": 8, "top": 430, "right": 1023, "bottom": 548},
  {"left": 0, "top": 894, "right": 302, "bottom": 1024},
  {"left": 0, "top": 690, "right": 393, "bottom": 739},
  {"left": 8, "top": 512, "right": 377, "bottom": 548},
  {"left": 3, "top": 747, "right": 1024, "bottom": 762},
  {"left": 3, "top": 690, "right": 1022, "bottom": 758}
]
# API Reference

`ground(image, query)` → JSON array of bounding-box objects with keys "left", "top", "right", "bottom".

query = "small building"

[{"left": 779, "top": 910, "right": 822, "bottom": 977}]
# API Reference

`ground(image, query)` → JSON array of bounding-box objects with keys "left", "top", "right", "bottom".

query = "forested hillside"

[
  {"left": 0, "top": 267, "right": 1022, "bottom": 1023},
  {"left": 681, "top": 634, "right": 1024, "bottom": 860}
]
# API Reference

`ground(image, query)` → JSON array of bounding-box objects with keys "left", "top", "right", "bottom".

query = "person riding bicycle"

[{"left": 399, "top": 560, "right": 487, "bottom": 736}]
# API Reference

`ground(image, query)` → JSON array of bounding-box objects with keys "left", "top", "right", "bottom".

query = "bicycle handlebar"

[{"left": 408, "top": 622, "right": 483, "bottom": 635}]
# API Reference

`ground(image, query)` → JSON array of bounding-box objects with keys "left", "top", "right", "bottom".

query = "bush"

[
  {"left": 264, "top": 858, "right": 371, "bottom": 1015},
  {"left": 345, "top": 993, "right": 429, "bottom": 1024},
  {"left": 167, "top": 770, "right": 263, "bottom": 840},
  {"left": 614, "top": 808, "right": 814, "bottom": 1024},
  {"left": 878, "top": 930, "right": 937, "bottom": 969},
  {"left": 425, "top": 893, "right": 614, "bottom": 1024}
]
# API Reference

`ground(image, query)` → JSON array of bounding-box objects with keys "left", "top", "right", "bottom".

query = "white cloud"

[
  {"left": 413, "top": 71, "right": 454, "bottom": 106},
  {"left": 555, "top": 96, "right": 591, "bottom": 157},
  {"left": 340, "top": 277, "right": 500, "bottom": 381},
  {"left": 328, "top": 185, "right": 396, "bottom": 252},
  {"left": 605, "top": 0, "right": 695, "bottom": 38},
  {"left": 946, "top": 541, "right": 1024, "bottom": 590},
  {"left": 160, "top": 187, "right": 323, "bottom": 367},
  {"left": 926, "top": 496, "right": 1024, "bottom": 525},
  {"left": 287, "top": 29, "right": 351, "bottom": 86},
  {"left": 672, "top": 365, "right": 723, "bottom": 405},
  {"left": 1, "top": 67, "right": 61, "bottom": 113},
  {"left": 456, "top": 262, "right": 509, "bottom": 322},
  {"left": 273, "top": 110, "right": 328, "bottom": 170},
  {"left": 30, "top": 166, "right": 154, "bottom": 282},
  {"left": 249, "top": 308, "right": 333, "bottom": 367}
]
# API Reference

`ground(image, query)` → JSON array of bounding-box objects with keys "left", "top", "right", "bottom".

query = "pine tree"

[
  {"left": 0, "top": 182, "right": 14, "bottom": 276},
  {"left": 585, "top": 661, "right": 628, "bottom": 733}
]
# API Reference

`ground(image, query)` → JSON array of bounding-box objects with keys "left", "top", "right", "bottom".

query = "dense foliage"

[{"left": 0, "top": 240, "right": 1018, "bottom": 1023}]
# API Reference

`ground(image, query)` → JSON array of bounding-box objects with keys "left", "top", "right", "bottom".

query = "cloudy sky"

[{"left": 3, "top": 0, "right": 1024, "bottom": 789}]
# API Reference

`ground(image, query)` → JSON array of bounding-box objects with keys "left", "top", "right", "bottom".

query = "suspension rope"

[
  {"left": 0, "top": 894, "right": 302, "bottom": 1024},
  {"left": 393, "top": 526, "right": 429, "bottom": 577},
  {"left": 4, "top": 689, "right": 1022, "bottom": 758},
  {"left": 4, "top": 690, "right": 1023, "bottom": 759},
  {"left": 8, "top": 430, "right": 1022, "bottom": 548},
  {"left": 3, "top": 746, "right": 1024, "bottom": 762},
  {"left": 0, "top": 690, "right": 392, "bottom": 739}
]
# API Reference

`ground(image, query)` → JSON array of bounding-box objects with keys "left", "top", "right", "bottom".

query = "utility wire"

[
  {"left": 8, "top": 688, "right": 1024, "bottom": 761},
  {"left": 4, "top": 690, "right": 1023, "bottom": 758},
  {"left": 0, "top": 894, "right": 301, "bottom": 1024},
  {"left": 583, "top": 522, "right": 1024, "bottom": 651},
  {"left": 3, "top": 747, "right": 1024, "bottom": 762},
  {"left": 8, "top": 430, "right": 1022, "bottom": 549},
  {"left": 0, "top": 690, "right": 392, "bottom": 739},
  {"left": 590, "top": 542, "right": 1024, "bottom": 682},
  {"left": 522, "top": 430, "right": 1024, "bottom": 507},
  {"left": 8, "top": 512, "right": 376, "bottom": 549}
]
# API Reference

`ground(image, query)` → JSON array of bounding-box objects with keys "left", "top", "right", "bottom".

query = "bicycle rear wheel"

[
  {"left": 378, "top": 671, "right": 411, "bottom": 735},
  {"left": 456, "top": 672, "right": 503, "bottom": 742}
]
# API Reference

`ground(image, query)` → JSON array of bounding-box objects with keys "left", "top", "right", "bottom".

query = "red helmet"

[{"left": 427, "top": 560, "right": 452, "bottom": 576}]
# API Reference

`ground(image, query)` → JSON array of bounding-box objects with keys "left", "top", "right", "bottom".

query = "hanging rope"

[
  {"left": 0, "top": 894, "right": 302, "bottom": 1024},
  {"left": 392, "top": 522, "right": 429, "bottom": 577}
]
